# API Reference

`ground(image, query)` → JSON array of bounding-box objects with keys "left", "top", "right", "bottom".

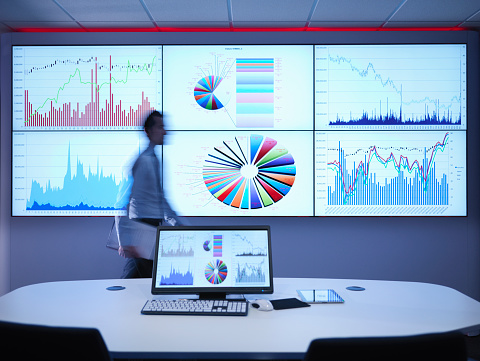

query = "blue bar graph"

[{"left": 327, "top": 133, "right": 450, "bottom": 207}]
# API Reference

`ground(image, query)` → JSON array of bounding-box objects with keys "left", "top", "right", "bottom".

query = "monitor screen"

[
  {"left": 8, "top": 36, "right": 471, "bottom": 217},
  {"left": 151, "top": 225, "right": 273, "bottom": 297}
]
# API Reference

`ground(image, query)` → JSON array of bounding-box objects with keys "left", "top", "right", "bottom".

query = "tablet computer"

[{"left": 297, "top": 289, "right": 344, "bottom": 303}]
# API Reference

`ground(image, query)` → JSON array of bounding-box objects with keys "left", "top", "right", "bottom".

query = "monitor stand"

[{"left": 198, "top": 292, "right": 227, "bottom": 300}]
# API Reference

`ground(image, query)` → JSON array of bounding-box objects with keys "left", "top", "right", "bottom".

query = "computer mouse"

[{"left": 251, "top": 299, "right": 274, "bottom": 311}]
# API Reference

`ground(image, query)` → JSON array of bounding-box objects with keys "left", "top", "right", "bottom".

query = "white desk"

[{"left": 1, "top": 278, "right": 480, "bottom": 359}]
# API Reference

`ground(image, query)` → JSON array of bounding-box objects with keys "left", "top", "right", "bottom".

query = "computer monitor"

[{"left": 151, "top": 225, "right": 274, "bottom": 299}]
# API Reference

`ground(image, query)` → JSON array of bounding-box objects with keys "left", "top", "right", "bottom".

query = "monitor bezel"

[{"left": 151, "top": 225, "right": 274, "bottom": 296}]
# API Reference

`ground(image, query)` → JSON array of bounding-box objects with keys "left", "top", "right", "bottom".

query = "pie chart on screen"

[
  {"left": 202, "top": 134, "right": 296, "bottom": 210},
  {"left": 194, "top": 75, "right": 230, "bottom": 110},
  {"left": 203, "top": 240, "right": 211, "bottom": 252},
  {"left": 205, "top": 259, "right": 228, "bottom": 284}
]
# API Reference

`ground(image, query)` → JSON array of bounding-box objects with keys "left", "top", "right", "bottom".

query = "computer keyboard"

[{"left": 141, "top": 299, "right": 249, "bottom": 316}]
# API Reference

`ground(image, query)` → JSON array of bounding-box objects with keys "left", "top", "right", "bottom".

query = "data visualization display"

[
  {"left": 12, "top": 45, "right": 162, "bottom": 130},
  {"left": 12, "top": 130, "right": 150, "bottom": 216},
  {"left": 10, "top": 42, "right": 469, "bottom": 217},
  {"left": 163, "top": 45, "right": 313, "bottom": 131},
  {"left": 163, "top": 131, "right": 313, "bottom": 216},
  {"left": 154, "top": 229, "right": 271, "bottom": 289},
  {"left": 315, "top": 131, "right": 466, "bottom": 216},
  {"left": 315, "top": 44, "right": 466, "bottom": 131}
]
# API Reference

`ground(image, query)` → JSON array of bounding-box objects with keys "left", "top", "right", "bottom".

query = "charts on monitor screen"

[
  {"left": 12, "top": 45, "right": 162, "bottom": 131},
  {"left": 154, "top": 230, "right": 271, "bottom": 289},
  {"left": 162, "top": 131, "right": 314, "bottom": 217},
  {"left": 315, "top": 131, "right": 466, "bottom": 216},
  {"left": 163, "top": 45, "right": 313, "bottom": 131},
  {"left": 314, "top": 44, "right": 467, "bottom": 131},
  {"left": 11, "top": 131, "right": 150, "bottom": 216},
  {"left": 10, "top": 42, "right": 469, "bottom": 217}
]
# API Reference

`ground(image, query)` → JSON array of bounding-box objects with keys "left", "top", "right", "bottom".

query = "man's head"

[{"left": 144, "top": 111, "right": 166, "bottom": 145}]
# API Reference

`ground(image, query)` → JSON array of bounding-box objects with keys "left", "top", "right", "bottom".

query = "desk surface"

[{"left": 1, "top": 278, "right": 480, "bottom": 359}]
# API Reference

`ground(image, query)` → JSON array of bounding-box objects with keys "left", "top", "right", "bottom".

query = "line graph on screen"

[
  {"left": 315, "top": 131, "right": 466, "bottom": 216},
  {"left": 160, "top": 234, "right": 195, "bottom": 257},
  {"left": 235, "top": 259, "right": 267, "bottom": 284},
  {"left": 315, "top": 44, "right": 466, "bottom": 130},
  {"left": 232, "top": 233, "right": 268, "bottom": 257},
  {"left": 12, "top": 46, "right": 162, "bottom": 130}
]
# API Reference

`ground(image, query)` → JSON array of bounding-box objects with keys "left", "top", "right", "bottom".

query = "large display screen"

[
  {"left": 11, "top": 45, "right": 162, "bottom": 215},
  {"left": 11, "top": 42, "right": 467, "bottom": 216},
  {"left": 315, "top": 44, "right": 466, "bottom": 131}
]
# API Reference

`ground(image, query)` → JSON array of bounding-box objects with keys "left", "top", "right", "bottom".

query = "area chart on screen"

[{"left": 11, "top": 130, "right": 149, "bottom": 216}]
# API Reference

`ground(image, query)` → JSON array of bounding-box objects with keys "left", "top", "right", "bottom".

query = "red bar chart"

[
  {"left": 13, "top": 45, "right": 162, "bottom": 130},
  {"left": 24, "top": 88, "right": 153, "bottom": 128}
]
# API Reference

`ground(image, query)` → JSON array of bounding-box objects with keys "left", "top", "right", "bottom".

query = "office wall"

[{"left": 1, "top": 31, "right": 479, "bottom": 300}]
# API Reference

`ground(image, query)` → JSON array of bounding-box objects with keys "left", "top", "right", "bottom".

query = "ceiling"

[{"left": 0, "top": 0, "right": 480, "bottom": 34}]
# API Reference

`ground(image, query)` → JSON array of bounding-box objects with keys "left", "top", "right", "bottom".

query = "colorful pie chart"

[
  {"left": 205, "top": 259, "right": 228, "bottom": 284},
  {"left": 194, "top": 75, "right": 225, "bottom": 110},
  {"left": 203, "top": 134, "right": 296, "bottom": 209},
  {"left": 203, "top": 240, "right": 211, "bottom": 252}
]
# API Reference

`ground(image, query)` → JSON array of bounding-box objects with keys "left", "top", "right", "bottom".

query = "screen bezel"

[
  {"left": 151, "top": 225, "right": 274, "bottom": 296},
  {"left": 3, "top": 31, "right": 476, "bottom": 218}
]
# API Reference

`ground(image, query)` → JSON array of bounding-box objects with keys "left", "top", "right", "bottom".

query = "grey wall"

[
  {"left": 8, "top": 215, "right": 480, "bottom": 301},
  {"left": 1, "top": 31, "right": 479, "bottom": 301}
]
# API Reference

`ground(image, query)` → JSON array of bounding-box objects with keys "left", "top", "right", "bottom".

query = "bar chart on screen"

[
  {"left": 315, "top": 131, "right": 466, "bottom": 216},
  {"left": 11, "top": 131, "right": 149, "bottom": 216},
  {"left": 12, "top": 45, "right": 162, "bottom": 130},
  {"left": 315, "top": 44, "right": 466, "bottom": 131}
]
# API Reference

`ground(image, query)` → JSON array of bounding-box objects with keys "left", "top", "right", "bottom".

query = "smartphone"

[{"left": 297, "top": 289, "right": 344, "bottom": 303}]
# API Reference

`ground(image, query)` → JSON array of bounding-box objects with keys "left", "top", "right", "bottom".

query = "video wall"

[{"left": 11, "top": 42, "right": 467, "bottom": 216}]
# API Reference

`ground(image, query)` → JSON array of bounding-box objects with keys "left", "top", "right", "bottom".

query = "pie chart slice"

[
  {"left": 203, "top": 134, "right": 296, "bottom": 210},
  {"left": 194, "top": 75, "right": 226, "bottom": 110}
]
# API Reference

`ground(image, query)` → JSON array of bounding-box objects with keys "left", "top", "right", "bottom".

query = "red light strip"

[{"left": 16, "top": 26, "right": 466, "bottom": 33}]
